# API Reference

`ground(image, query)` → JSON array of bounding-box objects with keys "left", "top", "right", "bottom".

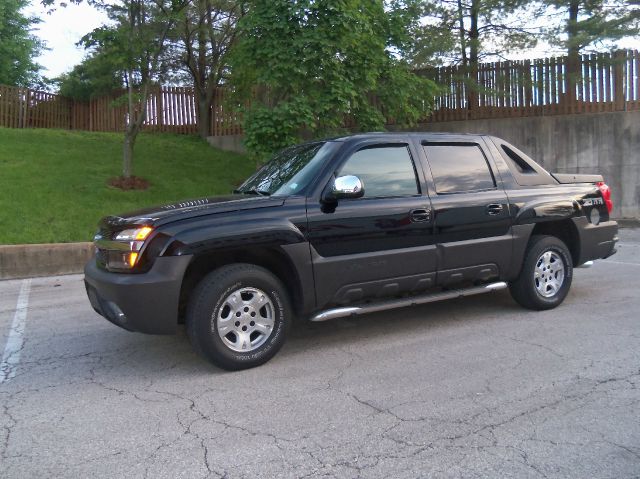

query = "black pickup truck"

[{"left": 85, "top": 133, "right": 618, "bottom": 370}]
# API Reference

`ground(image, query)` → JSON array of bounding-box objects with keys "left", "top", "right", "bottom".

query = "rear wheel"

[
  {"left": 509, "top": 235, "right": 573, "bottom": 310},
  {"left": 186, "top": 264, "right": 292, "bottom": 370}
]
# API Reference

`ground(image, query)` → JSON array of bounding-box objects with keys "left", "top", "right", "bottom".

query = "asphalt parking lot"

[{"left": 1, "top": 229, "right": 639, "bottom": 479}]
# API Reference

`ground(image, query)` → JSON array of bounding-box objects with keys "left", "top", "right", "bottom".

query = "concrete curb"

[
  {"left": 0, "top": 242, "right": 94, "bottom": 280},
  {"left": 617, "top": 218, "right": 640, "bottom": 228},
  {"left": 0, "top": 219, "right": 637, "bottom": 280}
]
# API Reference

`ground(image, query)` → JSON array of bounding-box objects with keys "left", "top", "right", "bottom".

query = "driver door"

[{"left": 306, "top": 142, "right": 437, "bottom": 308}]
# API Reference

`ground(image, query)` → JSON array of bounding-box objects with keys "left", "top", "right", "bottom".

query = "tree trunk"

[
  {"left": 124, "top": 70, "right": 136, "bottom": 179},
  {"left": 566, "top": 0, "right": 581, "bottom": 103},
  {"left": 122, "top": 68, "right": 148, "bottom": 179},
  {"left": 195, "top": 0, "right": 210, "bottom": 139},
  {"left": 123, "top": 129, "right": 135, "bottom": 178},
  {"left": 198, "top": 95, "right": 211, "bottom": 139},
  {"left": 467, "top": 0, "right": 480, "bottom": 114},
  {"left": 456, "top": 0, "right": 468, "bottom": 67}
]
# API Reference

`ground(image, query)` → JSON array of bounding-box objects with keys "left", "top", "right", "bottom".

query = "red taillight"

[{"left": 596, "top": 181, "right": 613, "bottom": 214}]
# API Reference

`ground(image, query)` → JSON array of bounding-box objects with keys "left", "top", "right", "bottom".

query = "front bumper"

[{"left": 84, "top": 255, "right": 192, "bottom": 334}]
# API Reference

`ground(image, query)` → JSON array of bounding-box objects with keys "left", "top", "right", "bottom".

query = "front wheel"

[
  {"left": 509, "top": 235, "right": 573, "bottom": 310},
  {"left": 186, "top": 264, "right": 292, "bottom": 370}
]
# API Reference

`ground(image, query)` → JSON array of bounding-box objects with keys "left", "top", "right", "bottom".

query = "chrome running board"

[
  {"left": 309, "top": 281, "right": 508, "bottom": 322},
  {"left": 576, "top": 261, "right": 594, "bottom": 268}
]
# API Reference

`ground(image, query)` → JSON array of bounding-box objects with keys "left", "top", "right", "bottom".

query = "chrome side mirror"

[{"left": 330, "top": 175, "right": 364, "bottom": 200}]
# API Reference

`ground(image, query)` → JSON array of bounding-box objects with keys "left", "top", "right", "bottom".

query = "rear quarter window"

[{"left": 493, "top": 140, "right": 557, "bottom": 186}]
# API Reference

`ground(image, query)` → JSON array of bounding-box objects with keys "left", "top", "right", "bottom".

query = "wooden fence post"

[
  {"left": 157, "top": 88, "right": 164, "bottom": 132},
  {"left": 614, "top": 50, "right": 626, "bottom": 111},
  {"left": 18, "top": 88, "right": 27, "bottom": 128},
  {"left": 25, "top": 89, "right": 31, "bottom": 128},
  {"left": 468, "top": 63, "right": 478, "bottom": 119}
]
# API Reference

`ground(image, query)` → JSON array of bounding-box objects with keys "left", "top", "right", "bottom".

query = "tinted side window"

[
  {"left": 424, "top": 144, "right": 495, "bottom": 194},
  {"left": 339, "top": 145, "right": 419, "bottom": 198}
]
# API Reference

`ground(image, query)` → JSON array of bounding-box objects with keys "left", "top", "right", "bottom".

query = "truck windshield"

[{"left": 235, "top": 141, "right": 337, "bottom": 196}]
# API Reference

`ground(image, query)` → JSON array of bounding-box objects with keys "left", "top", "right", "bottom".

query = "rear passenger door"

[{"left": 420, "top": 138, "right": 513, "bottom": 286}]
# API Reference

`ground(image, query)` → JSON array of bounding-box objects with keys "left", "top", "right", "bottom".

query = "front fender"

[
  {"left": 165, "top": 218, "right": 306, "bottom": 256},
  {"left": 156, "top": 214, "right": 316, "bottom": 315}
]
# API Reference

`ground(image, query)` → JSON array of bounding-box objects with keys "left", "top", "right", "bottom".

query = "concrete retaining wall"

[
  {"left": 207, "top": 111, "right": 639, "bottom": 218},
  {"left": 0, "top": 243, "right": 93, "bottom": 280},
  {"left": 406, "top": 111, "right": 640, "bottom": 218}
]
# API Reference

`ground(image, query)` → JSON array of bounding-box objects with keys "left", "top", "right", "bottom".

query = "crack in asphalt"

[
  {"left": 2, "top": 347, "right": 638, "bottom": 478},
  {"left": 0, "top": 392, "right": 17, "bottom": 463},
  {"left": 497, "top": 334, "right": 567, "bottom": 359},
  {"left": 307, "top": 367, "right": 640, "bottom": 478}
]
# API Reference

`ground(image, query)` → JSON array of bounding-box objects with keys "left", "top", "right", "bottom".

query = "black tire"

[
  {"left": 509, "top": 235, "right": 573, "bottom": 311},
  {"left": 186, "top": 263, "right": 292, "bottom": 371}
]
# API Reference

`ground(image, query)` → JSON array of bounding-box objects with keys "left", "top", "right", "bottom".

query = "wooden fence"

[
  {"left": 424, "top": 49, "right": 640, "bottom": 122},
  {"left": 1, "top": 50, "right": 638, "bottom": 136},
  {"left": 0, "top": 85, "right": 74, "bottom": 130},
  {"left": 0, "top": 85, "right": 242, "bottom": 136}
]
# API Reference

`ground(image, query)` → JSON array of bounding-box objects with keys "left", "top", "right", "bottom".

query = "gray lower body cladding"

[
  {"left": 84, "top": 255, "right": 192, "bottom": 334},
  {"left": 573, "top": 218, "right": 618, "bottom": 264}
]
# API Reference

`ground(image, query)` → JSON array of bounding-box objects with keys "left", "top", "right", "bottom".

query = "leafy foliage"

[
  {"left": 79, "top": 0, "right": 189, "bottom": 178},
  {"left": 536, "top": 0, "right": 639, "bottom": 101},
  {"left": 0, "top": 0, "right": 45, "bottom": 87},
  {"left": 232, "top": 0, "right": 437, "bottom": 159},
  {"left": 56, "top": 50, "right": 123, "bottom": 101},
  {"left": 410, "top": 0, "right": 539, "bottom": 68},
  {"left": 164, "top": 0, "right": 243, "bottom": 138},
  {"left": 408, "top": 0, "right": 540, "bottom": 111},
  {"left": 542, "top": 0, "right": 639, "bottom": 55}
]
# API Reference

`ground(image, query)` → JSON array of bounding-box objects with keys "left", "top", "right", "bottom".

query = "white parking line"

[{"left": 0, "top": 279, "right": 32, "bottom": 383}]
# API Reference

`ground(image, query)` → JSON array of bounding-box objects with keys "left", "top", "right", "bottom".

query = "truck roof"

[{"left": 327, "top": 131, "right": 488, "bottom": 142}]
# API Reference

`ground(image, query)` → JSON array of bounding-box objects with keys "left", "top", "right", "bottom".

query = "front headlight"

[
  {"left": 115, "top": 226, "right": 153, "bottom": 241},
  {"left": 95, "top": 226, "right": 154, "bottom": 272},
  {"left": 115, "top": 226, "right": 154, "bottom": 263}
]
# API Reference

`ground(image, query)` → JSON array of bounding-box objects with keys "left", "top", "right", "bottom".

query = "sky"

[{"left": 26, "top": 2, "right": 110, "bottom": 79}]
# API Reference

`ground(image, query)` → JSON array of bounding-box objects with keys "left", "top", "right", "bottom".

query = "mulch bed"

[{"left": 108, "top": 176, "right": 150, "bottom": 190}]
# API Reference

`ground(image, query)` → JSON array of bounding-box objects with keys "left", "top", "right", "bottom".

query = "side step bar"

[
  {"left": 576, "top": 261, "right": 594, "bottom": 269},
  {"left": 309, "top": 281, "right": 508, "bottom": 322}
]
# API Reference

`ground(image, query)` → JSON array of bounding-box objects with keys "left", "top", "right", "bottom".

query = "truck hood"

[{"left": 100, "top": 194, "right": 285, "bottom": 230}]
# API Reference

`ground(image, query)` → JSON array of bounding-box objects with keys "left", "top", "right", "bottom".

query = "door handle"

[
  {"left": 410, "top": 208, "right": 431, "bottom": 222},
  {"left": 485, "top": 204, "right": 504, "bottom": 216}
]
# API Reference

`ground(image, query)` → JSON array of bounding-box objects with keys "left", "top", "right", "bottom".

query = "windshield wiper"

[{"left": 233, "top": 188, "right": 270, "bottom": 196}]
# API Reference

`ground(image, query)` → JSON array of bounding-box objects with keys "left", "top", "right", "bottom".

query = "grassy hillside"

[{"left": 0, "top": 128, "right": 254, "bottom": 244}]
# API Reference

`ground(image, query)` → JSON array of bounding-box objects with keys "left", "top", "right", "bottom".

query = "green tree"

[
  {"left": 0, "top": 0, "right": 44, "bottom": 87},
  {"left": 542, "top": 0, "right": 639, "bottom": 101},
  {"left": 544, "top": 0, "right": 638, "bottom": 55},
  {"left": 165, "top": 0, "right": 243, "bottom": 139},
  {"left": 411, "top": 0, "right": 538, "bottom": 108},
  {"left": 232, "top": 0, "right": 436, "bottom": 159},
  {"left": 411, "top": 0, "right": 539, "bottom": 67},
  {"left": 56, "top": 49, "right": 123, "bottom": 101},
  {"left": 43, "top": 0, "right": 188, "bottom": 180},
  {"left": 80, "top": 0, "right": 188, "bottom": 180}
]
